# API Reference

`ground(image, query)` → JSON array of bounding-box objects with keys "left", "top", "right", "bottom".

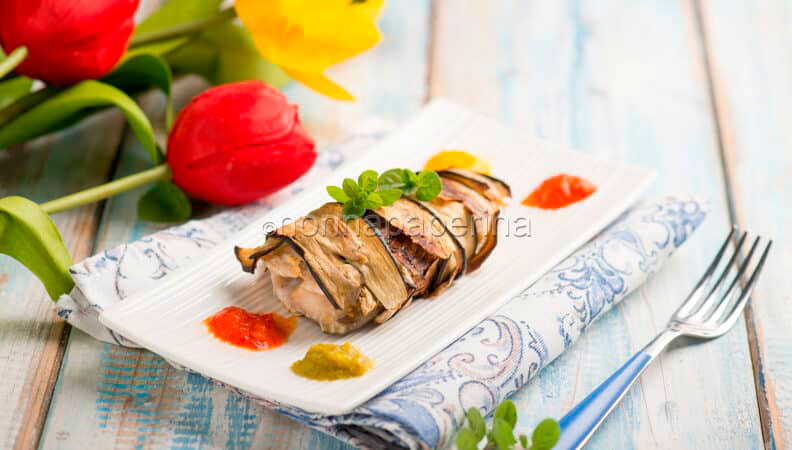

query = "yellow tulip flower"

[{"left": 236, "top": 0, "right": 384, "bottom": 101}]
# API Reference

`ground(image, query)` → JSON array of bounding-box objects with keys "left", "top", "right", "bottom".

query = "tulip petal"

[
  {"left": 283, "top": 69, "right": 355, "bottom": 101},
  {"left": 236, "top": 0, "right": 383, "bottom": 74}
]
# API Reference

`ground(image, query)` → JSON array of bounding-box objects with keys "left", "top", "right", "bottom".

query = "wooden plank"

[
  {"left": 430, "top": 0, "right": 763, "bottom": 448},
  {"left": 39, "top": 1, "right": 431, "bottom": 448},
  {"left": 694, "top": 0, "right": 792, "bottom": 447},
  {"left": 0, "top": 3, "right": 183, "bottom": 448},
  {"left": 0, "top": 111, "right": 126, "bottom": 448}
]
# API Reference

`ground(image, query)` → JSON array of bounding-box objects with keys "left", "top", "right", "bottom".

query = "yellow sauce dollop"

[
  {"left": 291, "top": 342, "right": 373, "bottom": 381},
  {"left": 424, "top": 150, "right": 491, "bottom": 174}
]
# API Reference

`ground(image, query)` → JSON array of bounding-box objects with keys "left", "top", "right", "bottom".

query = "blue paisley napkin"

[{"left": 55, "top": 122, "right": 706, "bottom": 449}]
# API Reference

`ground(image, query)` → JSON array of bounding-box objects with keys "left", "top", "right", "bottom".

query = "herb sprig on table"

[
  {"left": 326, "top": 168, "right": 443, "bottom": 219},
  {"left": 456, "top": 400, "right": 560, "bottom": 450}
]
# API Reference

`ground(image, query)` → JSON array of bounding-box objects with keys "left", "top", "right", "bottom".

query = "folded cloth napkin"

[{"left": 55, "top": 123, "right": 706, "bottom": 449}]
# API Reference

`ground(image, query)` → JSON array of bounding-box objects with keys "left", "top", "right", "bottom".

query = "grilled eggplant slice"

[
  {"left": 401, "top": 197, "right": 467, "bottom": 294},
  {"left": 234, "top": 168, "right": 510, "bottom": 335},
  {"left": 438, "top": 169, "right": 511, "bottom": 202}
]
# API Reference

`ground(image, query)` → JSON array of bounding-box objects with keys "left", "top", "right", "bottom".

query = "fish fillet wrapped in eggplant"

[{"left": 235, "top": 169, "right": 510, "bottom": 334}]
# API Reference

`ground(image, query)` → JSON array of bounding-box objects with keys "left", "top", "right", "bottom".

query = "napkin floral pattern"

[{"left": 55, "top": 123, "right": 705, "bottom": 449}]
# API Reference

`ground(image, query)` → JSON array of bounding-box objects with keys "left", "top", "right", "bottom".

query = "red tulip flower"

[
  {"left": 0, "top": 0, "right": 139, "bottom": 85},
  {"left": 167, "top": 81, "right": 317, "bottom": 206}
]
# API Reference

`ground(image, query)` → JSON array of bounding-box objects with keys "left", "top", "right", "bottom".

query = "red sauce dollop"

[
  {"left": 522, "top": 174, "right": 597, "bottom": 209},
  {"left": 204, "top": 306, "right": 296, "bottom": 350}
]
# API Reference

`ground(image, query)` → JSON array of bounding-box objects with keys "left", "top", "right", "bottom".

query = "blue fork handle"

[{"left": 555, "top": 330, "right": 679, "bottom": 449}]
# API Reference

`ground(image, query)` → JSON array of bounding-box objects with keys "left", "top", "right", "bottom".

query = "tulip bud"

[
  {"left": 167, "top": 81, "right": 317, "bottom": 206},
  {"left": 0, "top": 0, "right": 139, "bottom": 86}
]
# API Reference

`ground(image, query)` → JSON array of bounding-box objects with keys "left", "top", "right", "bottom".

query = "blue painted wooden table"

[{"left": 1, "top": 1, "right": 789, "bottom": 448}]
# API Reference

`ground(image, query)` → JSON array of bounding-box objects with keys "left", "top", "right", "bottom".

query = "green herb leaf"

[
  {"left": 466, "top": 407, "right": 486, "bottom": 441},
  {"left": 519, "top": 434, "right": 529, "bottom": 449},
  {"left": 103, "top": 53, "right": 174, "bottom": 129},
  {"left": 342, "top": 178, "right": 361, "bottom": 199},
  {"left": 358, "top": 170, "right": 379, "bottom": 193},
  {"left": 342, "top": 201, "right": 364, "bottom": 220},
  {"left": 402, "top": 169, "right": 419, "bottom": 194},
  {"left": 378, "top": 169, "right": 405, "bottom": 190},
  {"left": 364, "top": 191, "right": 383, "bottom": 210},
  {"left": 531, "top": 419, "right": 560, "bottom": 450},
  {"left": 330, "top": 168, "right": 442, "bottom": 219},
  {"left": 495, "top": 400, "right": 518, "bottom": 430},
  {"left": 415, "top": 170, "right": 442, "bottom": 201},
  {"left": 0, "top": 196, "right": 73, "bottom": 300},
  {"left": 137, "top": 181, "right": 192, "bottom": 223},
  {"left": 0, "top": 77, "right": 33, "bottom": 110},
  {"left": 378, "top": 188, "right": 402, "bottom": 206},
  {"left": 492, "top": 417, "right": 517, "bottom": 450},
  {"left": 455, "top": 427, "right": 479, "bottom": 450},
  {"left": 326, "top": 186, "right": 350, "bottom": 203},
  {"left": 0, "top": 80, "right": 159, "bottom": 164}
]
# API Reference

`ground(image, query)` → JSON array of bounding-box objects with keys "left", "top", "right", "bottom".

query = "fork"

[{"left": 555, "top": 228, "right": 772, "bottom": 450}]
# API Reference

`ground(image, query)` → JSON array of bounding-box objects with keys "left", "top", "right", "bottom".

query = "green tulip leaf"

[
  {"left": 137, "top": 181, "right": 192, "bottom": 223},
  {"left": 126, "top": 0, "right": 223, "bottom": 59},
  {"left": 135, "top": 0, "right": 223, "bottom": 36},
  {"left": 124, "top": 39, "right": 189, "bottom": 61},
  {"left": 0, "top": 196, "right": 73, "bottom": 300},
  {"left": 166, "top": 22, "right": 290, "bottom": 87},
  {"left": 0, "top": 77, "right": 33, "bottom": 110},
  {"left": 0, "top": 80, "right": 158, "bottom": 163},
  {"left": 103, "top": 53, "right": 174, "bottom": 128}
]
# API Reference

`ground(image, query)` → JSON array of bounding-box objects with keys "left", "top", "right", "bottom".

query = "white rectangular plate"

[{"left": 101, "top": 100, "right": 655, "bottom": 415}]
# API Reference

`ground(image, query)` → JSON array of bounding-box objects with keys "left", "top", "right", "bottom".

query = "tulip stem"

[
  {"left": 0, "top": 47, "right": 28, "bottom": 79},
  {"left": 41, "top": 164, "right": 172, "bottom": 214},
  {"left": 130, "top": 7, "right": 238, "bottom": 48}
]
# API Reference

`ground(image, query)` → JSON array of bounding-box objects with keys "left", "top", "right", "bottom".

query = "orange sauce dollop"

[
  {"left": 204, "top": 306, "right": 296, "bottom": 350},
  {"left": 522, "top": 174, "right": 597, "bottom": 210}
]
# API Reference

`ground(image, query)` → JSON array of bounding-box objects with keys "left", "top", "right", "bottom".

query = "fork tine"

[
  {"left": 714, "top": 240, "right": 772, "bottom": 332},
  {"left": 685, "top": 230, "right": 748, "bottom": 321},
  {"left": 674, "top": 227, "right": 736, "bottom": 318},
  {"left": 703, "top": 236, "right": 761, "bottom": 323}
]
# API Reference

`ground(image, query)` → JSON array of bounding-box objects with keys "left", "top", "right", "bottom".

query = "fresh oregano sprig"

[
  {"left": 456, "top": 400, "right": 560, "bottom": 450},
  {"left": 377, "top": 168, "right": 442, "bottom": 201},
  {"left": 326, "top": 168, "right": 443, "bottom": 219}
]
